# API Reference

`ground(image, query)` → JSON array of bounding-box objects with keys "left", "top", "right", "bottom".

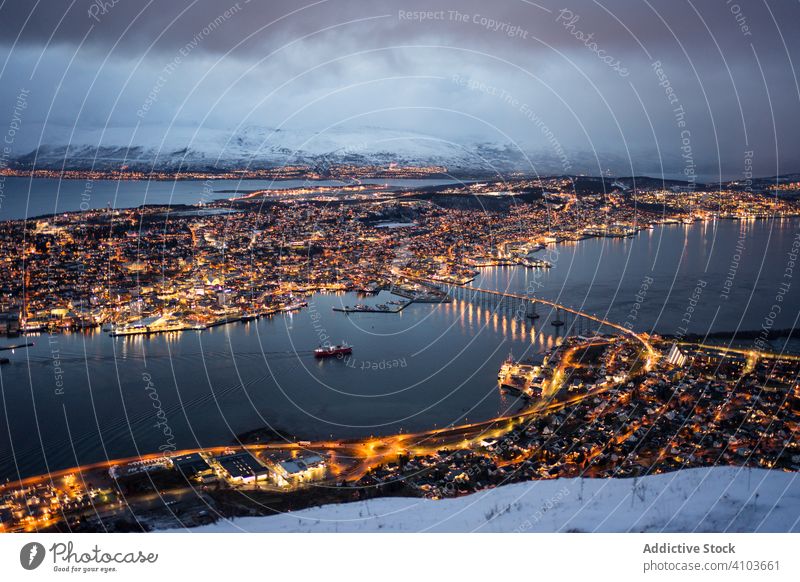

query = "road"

[
  {"left": 1, "top": 282, "right": 659, "bottom": 496},
  {"left": 680, "top": 342, "right": 800, "bottom": 362}
]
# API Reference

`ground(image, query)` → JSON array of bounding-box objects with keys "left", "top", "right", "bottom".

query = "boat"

[
  {"left": 314, "top": 344, "right": 353, "bottom": 358},
  {"left": 0, "top": 342, "right": 34, "bottom": 352},
  {"left": 108, "top": 314, "right": 186, "bottom": 336},
  {"left": 520, "top": 258, "right": 552, "bottom": 269},
  {"left": 22, "top": 323, "right": 47, "bottom": 333},
  {"left": 498, "top": 353, "right": 514, "bottom": 379}
]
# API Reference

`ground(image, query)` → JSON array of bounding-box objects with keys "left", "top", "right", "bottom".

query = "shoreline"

[{"left": 10, "top": 214, "right": 800, "bottom": 340}]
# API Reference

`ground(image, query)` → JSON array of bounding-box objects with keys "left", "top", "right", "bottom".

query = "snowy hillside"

[
  {"left": 193, "top": 467, "right": 799, "bottom": 533},
  {"left": 11, "top": 124, "right": 535, "bottom": 173}
]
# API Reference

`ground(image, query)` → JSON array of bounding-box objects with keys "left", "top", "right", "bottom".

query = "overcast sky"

[{"left": 1, "top": 0, "right": 798, "bottom": 179}]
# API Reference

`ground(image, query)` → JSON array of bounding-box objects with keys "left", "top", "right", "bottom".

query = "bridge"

[
  {"left": 425, "top": 280, "right": 656, "bottom": 357},
  {"left": 0, "top": 281, "right": 661, "bottom": 517}
]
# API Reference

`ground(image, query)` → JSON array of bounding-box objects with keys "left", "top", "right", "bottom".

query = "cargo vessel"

[{"left": 314, "top": 344, "right": 352, "bottom": 358}]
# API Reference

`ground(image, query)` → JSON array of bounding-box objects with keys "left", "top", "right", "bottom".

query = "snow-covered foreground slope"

[{"left": 195, "top": 467, "right": 799, "bottom": 533}]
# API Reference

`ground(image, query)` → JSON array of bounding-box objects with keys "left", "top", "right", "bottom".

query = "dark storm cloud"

[
  {"left": 0, "top": 0, "right": 793, "bottom": 60},
  {"left": 0, "top": 0, "right": 798, "bottom": 179}
]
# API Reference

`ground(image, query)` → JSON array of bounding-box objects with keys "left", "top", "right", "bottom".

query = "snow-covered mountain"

[
  {"left": 190, "top": 467, "right": 799, "bottom": 533},
  {"left": 11, "top": 124, "right": 542, "bottom": 174}
]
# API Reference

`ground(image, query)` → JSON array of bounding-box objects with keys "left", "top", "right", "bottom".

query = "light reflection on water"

[
  {"left": 1, "top": 289, "right": 563, "bottom": 479},
  {"left": 2, "top": 217, "right": 800, "bottom": 479}
]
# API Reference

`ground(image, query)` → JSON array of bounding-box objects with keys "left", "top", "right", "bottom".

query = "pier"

[{"left": 332, "top": 301, "right": 412, "bottom": 314}]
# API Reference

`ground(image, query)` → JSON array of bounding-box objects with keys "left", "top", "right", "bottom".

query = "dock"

[
  {"left": 333, "top": 301, "right": 412, "bottom": 314},
  {"left": 498, "top": 359, "right": 546, "bottom": 399}
]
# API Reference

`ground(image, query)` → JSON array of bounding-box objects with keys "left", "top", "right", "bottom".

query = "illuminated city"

[
  {"left": 1, "top": 3, "right": 799, "bottom": 570},
  {"left": 1, "top": 172, "right": 799, "bottom": 532}
]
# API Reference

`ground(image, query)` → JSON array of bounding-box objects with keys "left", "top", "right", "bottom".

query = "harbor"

[{"left": 107, "top": 301, "right": 309, "bottom": 337}]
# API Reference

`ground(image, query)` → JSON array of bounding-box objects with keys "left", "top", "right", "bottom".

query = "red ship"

[{"left": 314, "top": 344, "right": 352, "bottom": 358}]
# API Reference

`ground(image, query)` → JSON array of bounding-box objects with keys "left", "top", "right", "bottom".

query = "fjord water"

[
  {"left": 478, "top": 216, "right": 800, "bottom": 336},
  {"left": 0, "top": 293, "right": 548, "bottom": 480},
  {"left": 0, "top": 177, "right": 458, "bottom": 220},
  {"left": 2, "top": 215, "right": 800, "bottom": 480}
]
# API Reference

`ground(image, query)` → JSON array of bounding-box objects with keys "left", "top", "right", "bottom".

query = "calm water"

[
  {"left": 0, "top": 177, "right": 457, "bottom": 220},
  {"left": 1, "top": 216, "right": 800, "bottom": 480},
  {"left": 0, "top": 292, "right": 547, "bottom": 480},
  {"left": 477, "top": 217, "right": 800, "bottom": 335}
]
